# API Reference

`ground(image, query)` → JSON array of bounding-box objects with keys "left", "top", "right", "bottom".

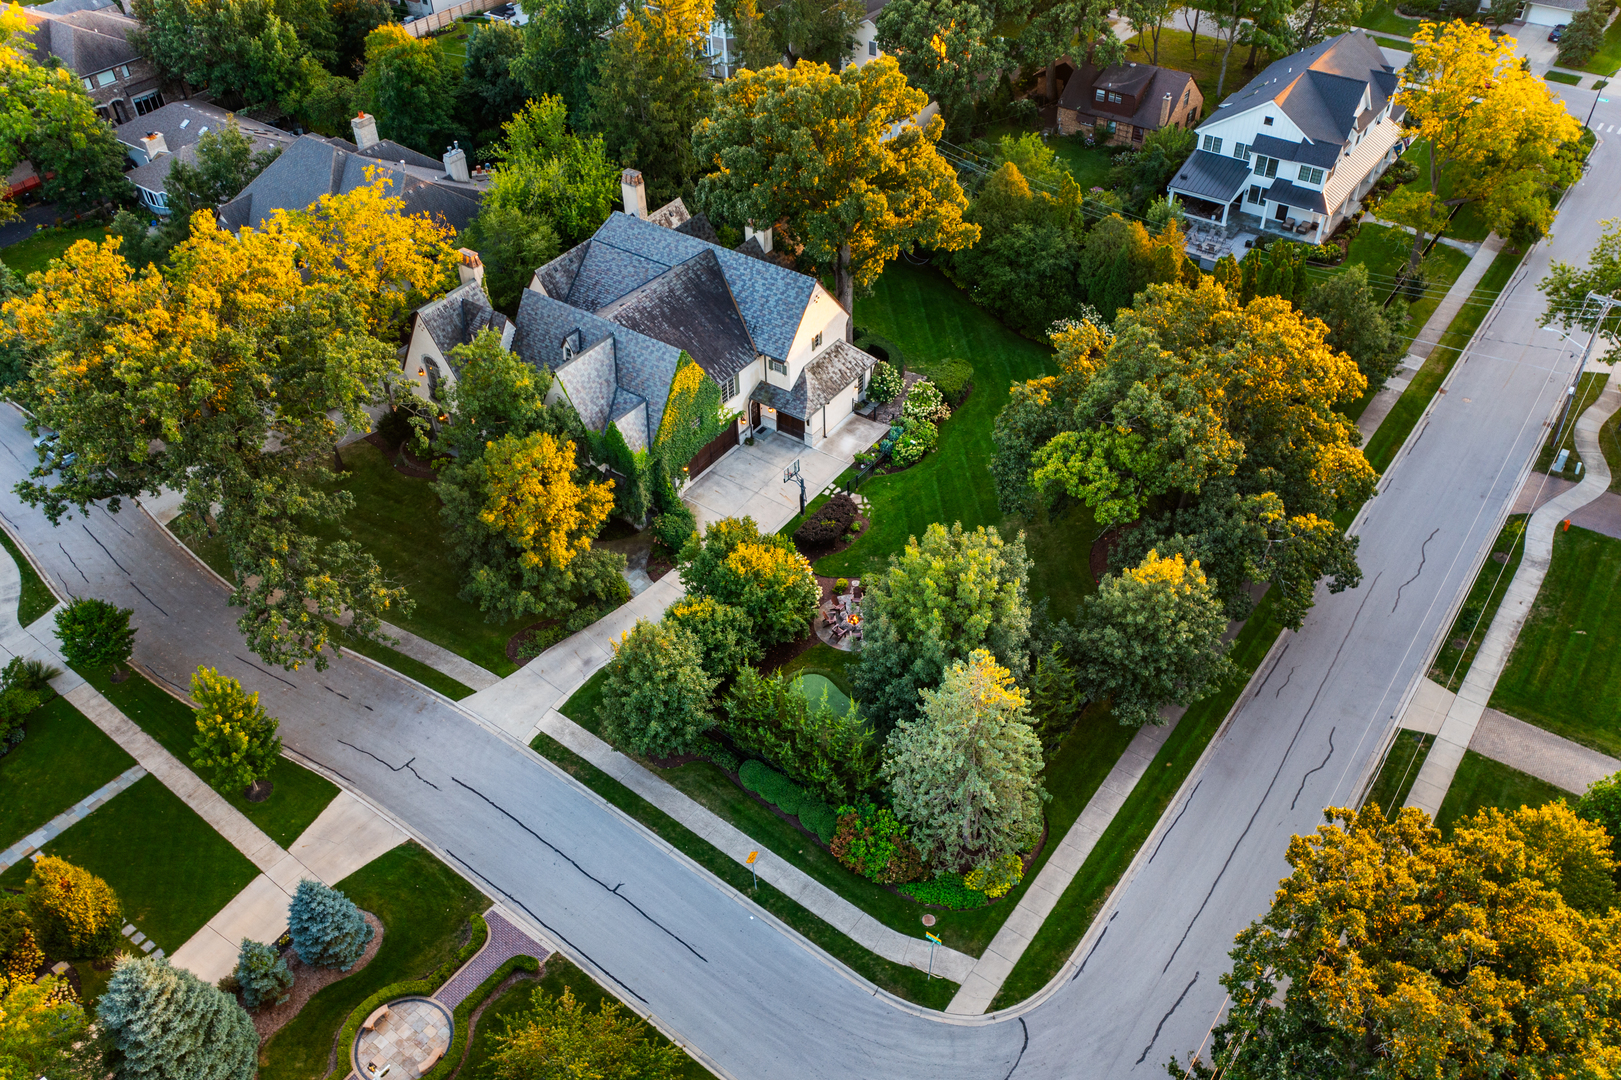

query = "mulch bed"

[
  {"left": 248, "top": 911, "right": 385, "bottom": 1045},
  {"left": 760, "top": 630, "right": 819, "bottom": 672},
  {"left": 792, "top": 515, "right": 869, "bottom": 562},
  {"left": 506, "top": 618, "right": 565, "bottom": 668},
  {"left": 1089, "top": 522, "right": 1141, "bottom": 581}
]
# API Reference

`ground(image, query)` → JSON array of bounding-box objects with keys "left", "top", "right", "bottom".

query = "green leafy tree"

[
  {"left": 990, "top": 317, "right": 1111, "bottom": 517},
  {"left": 1027, "top": 645, "right": 1082, "bottom": 744},
  {"left": 713, "top": 0, "right": 779, "bottom": 71},
  {"left": 355, "top": 24, "right": 460, "bottom": 153},
  {"left": 232, "top": 938, "right": 293, "bottom": 1009},
  {"left": 488, "top": 984, "right": 684, "bottom": 1080},
  {"left": 1577, "top": 769, "right": 1621, "bottom": 867},
  {"left": 597, "top": 619, "right": 715, "bottom": 758},
  {"left": 26, "top": 856, "right": 124, "bottom": 960},
  {"left": 1108, "top": 125, "right": 1195, "bottom": 210},
  {"left": 852, "top": 521, "right": 1032, "bottom": 731},
  {"left": 131, "top": 0, "right": 310, "bottom": 106},
  {"left": 663, "top": 595, "right": 759, "bottom": 680},
  {"left": 54, "top": 598, "right": 135, "bottom": 675},
  {"left": 1300, "top": 263, "right": 1409, "bottom": 390},
  {"left": 1121, "top": 0, "right": 1177, "bottom": 62},
  {"left": 677, "top": 517, "right": 819, "bottom": 647},
  {"left": 1018, "top": 0, "right": 1121, "bottom": 103},
  {"left": 1173, "top": 802, "right": 1621, "bottom": 1080},
  {"left": 463, "top": 204, "right": 560, "bottom": 312},
  {"left": 1068, "top": 549, "right": 1233, "bottom": 727},
  {"left": 165, "top": 119, "right": 283, "bottom": 219},
  {"left": 512, "top": 0, "right": 619, "bottom": 124},
  {"left": 463, "top": 19, "right": 528, "bottom": 128},
  {"left": 330, "top": 0, "right": 393, "bottom": 73},
  {"left": 695, "top": 56, "right": 978, "bottom": 333},
  {"left": 283, "top": 65, "right": 358, "bottom": 136},
  {"left": 721, "top": 667, "right": 879, "bottom": 802},
  {"left": 1540, "top": 215, "right": 1621, "bottom": 361},
  {"left": 761, "top": 0, "right": 864, "bottom": 67},
  {"left": 590, "top": 0, "right": 714, "bottom": 207},
  {"left": 189, "top": 667, "right": 282, "bottom": 795},
  {"left": 481, "top": 96, "right": 621, "bottom": 245},
  {"left": 0, "top": 975, "right": 87, "bottom": 1080},
  {"left": 96, "top": 955, "right": 257, "bottom": 1080},
  {"left": 884, "top": 649, "right": 1046, "bottom": 872},
  {"left": 876, "top": 0, "right": 1006, "bottom": 134},
  {"left": 287, "top": 879, "right": 372, "bottom": 970},
  {"left": 28, "top": 83, "right": 132, "bottom": 212}
]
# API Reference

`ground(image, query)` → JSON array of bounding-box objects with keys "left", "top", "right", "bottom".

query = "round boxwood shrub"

[
  {"left": 797, "top": 798, "right": 838, "bottom": 844},
  {"left": 892, "top": 419, "right": 937, "bottom": 468},
  {"left": 738, "top": 759, "right": 806, "bottom": 816}
]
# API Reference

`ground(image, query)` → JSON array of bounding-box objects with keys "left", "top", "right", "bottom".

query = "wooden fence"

[{"left": 402, "top": 0, "right": 505, "bottom": 37}]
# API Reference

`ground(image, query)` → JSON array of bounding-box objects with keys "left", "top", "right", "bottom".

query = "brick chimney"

[
  {"left": 443, "top": 143, "right": 470, "bottom": 183},
  {"left": 350, "top": 112, "right": 379, "bottom": 151},
  {"left": 1160, "top": 92, "right": 1173, "bottom": 127},
  {"left": 138, "top": 131, "right": 167, "bottom": 161},
  {"left": 621, "top": 169, "right": 647, "bottom": 219},
  {"left": 744, "top": 222, "right": 774, "bottom": 254},
  {"left": 457, "top": 247, "right": 484, "bottom": 286}
]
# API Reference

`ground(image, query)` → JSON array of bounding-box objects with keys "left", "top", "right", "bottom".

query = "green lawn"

[
  {"left": 990, "top": 587, "right": 1286, "bottom": 1010},
  {"left": 1546, "top": 70, "right": 1583, "bottom": 85},
  {"left": 1603, "top": 401, "right": 1621, "bottom": 494},
  {"left": 80, "top": 667, "right": 339, "bottom": 848},
  {"left": 1434, "top": 751, "right": 1569, "bottom": 834},
  {"left": 1314, "top": 223, "right": 1473, "bottom": 353},
  {"left": 1428, "top": 515, "right": 1527, "bottom": 691},
  {"left": 1582, "top": 13, "right": 1621, "bottom": 76},
  {"left": 433, "top": 17, "right": 486, "bottom": 67},
  {"left": 1361, "top": 245, "right": 1524, "bottom": 475},
  {"left": 258, "top": 842, "right": 489, "bottom": 1080},
  {"left": 1363, "top": 730, "right": 1433, "bottom": 816},
  {"left": 1374, "top": 35, "right": 1412, "bottom": 50},
  {"left": 1356, "top": 0, "right": 1421, "bottom": 36},
  {"left": 0, "top": 774, "right": 258, "bottom": 958},
  {"left": 0, "top": 222, "right": 109, "bottom": 279},
  {"left": 1049, "top": 137, "right": 1115, "bottom": 190},
  {"left": 1389, "top": 141, "right": 1493, "bottom": 244},
  {"left": 462, "top": 956, "right": 714, "bottom": 1080},
  {"left": 1492, "top": 525, "right": 1621, "bottom": 757},
  {"left": 1536, "top": 372, "right": 1608, "bottom": 476},
  {"left": 0, "top": 695, "right": 134, "bottom": 847},
  {"left": 0, "top": 527, "right": 56, "bottom": 626},
  {"left": 528, "top": 729, "right": 957, "bottom": 1009},
  {"left": 1119, "top": 27, "right": 1275, "bottom": 116}
]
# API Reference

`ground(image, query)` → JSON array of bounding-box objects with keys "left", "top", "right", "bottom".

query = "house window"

[
  {"left": 1182, "top": 88, "right": 1190, "bottom": 105},
  {"left": 118, "top": 65, "right": 131, "bottom": 77},
  {"left": 1248, "top": 185, "right": 1264, "bottom": 204},
  {"left": 1132, "top": 126, "right": 1144, "bottom": 143},
  {"left": 812, "top": 331, "right": 823, "bottom": 350},
  {"left": 1263, "top": 115, "right": 1274, "bottom": 126},
  {"left": 1107, "top": 91, "right": 1122, "bottom": 104},
  {"left": 1202, "top": 134, "right": 1222, "bottom": 154},
  {"left": 1234, "top": 142, "right": 1250, "bottom": 161},
  {"left": 1095, "top": 89, "right": 1106, "bottom": 101},
  {"left": 769, "top": 357, "right": 788, "bottom": 375},
  {"left": 133, "top": 91, "right": 163, "bottom": 116},
  {"left": 81, "top": 77, "right": 94, "bottom": 91},
  {"left": 1298, "top": 165, "right": 1325, "bottom": 185},
  {"left": 1254, "top": 155, "right": 1278, "bottom": 178},
  {"left": 721, "top": 373, "right": 738, "bottom": 400},
  {"left": 95, "top": 70, "right": 117, "bottom": 87},
  {"left": 868, "top": 39, "right": 877, "bottom": 56}
]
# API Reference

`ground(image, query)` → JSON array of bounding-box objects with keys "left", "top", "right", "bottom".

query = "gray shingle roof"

[
  {"left": 413, "top": 280, "right": 502, "bottom": 358},
  {"left": 24, "top": 6, "right": 139, "bottom": 75},
  {"left": 1266, "top": 177, "right": 1328, "bottom": 214},
  {"left": 594, "top": 249, "right": 757, "bottom": 385},
  {"left": 356, "top": 140, "right": 444, "bottom": 170},
  {"left": 116, "top": 103, "right": 294, "bottom": 199},
  {"left": 1057, "top": 62, "right": 1199, "bottom": 131},
  {"left": 215, "top": 134, "right": 483, "bottom": 234},
  {"left": 33, "top": 0, "right": 116, "bottom": 15},
  {"left": 1169, "top": 150, "right": 1253, "bottom": 203},
  {"left": 1249, "top": 132, "right": 1340, "bottom": 169},
  {"left": 1211, "top": 32, "right": 1394, "bottom": 148},
  {"left": 804, "top": 339, "right": 876, "bottom": 415},
  {"left": 751, "top": 372, "right": 807, "bottom": 418}
]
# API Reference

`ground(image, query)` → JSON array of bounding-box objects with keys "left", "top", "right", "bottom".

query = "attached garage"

[
  {"left": 1523, "top": 0, "right": 1581, "bottom": 25},
  {"left": 802, "top": 340, "right": 875, "bottom": 447},
  {"left": 820, "top": 382, "right": 858, "bottom": 438}
]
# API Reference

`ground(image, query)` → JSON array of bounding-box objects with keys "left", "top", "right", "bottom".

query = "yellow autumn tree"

[
  {"left": 7, "top": 179, "right": 457, "bottom": 670},
  {"left": 189, "top": 666, "right": 282, "bottom": 796},
  {"left": 678, "top": 517, "right": 819, "bottom": 646},
  {"left": 0, "top": 974, "right": 86, "bottom": 1079},
  {"left": 1385, "top": 21, "right": 1584, "bottom": 270},
  {"left": 1179, "top": 801, "right": 1621, "bottom": 1079},
  {"left": 24, "top": 857, "right": 122, "bottom": 960},
  {"left": 479, "top": 431, "right": 614, "bottom": 570}
]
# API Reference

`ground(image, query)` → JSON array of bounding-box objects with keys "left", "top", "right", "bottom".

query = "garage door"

[
  {"left": 823, "top": 382, "right": 857, "bottom": 438},
  {"left": 1524, "top": 4, "right": 1564, "bottom": 25}
]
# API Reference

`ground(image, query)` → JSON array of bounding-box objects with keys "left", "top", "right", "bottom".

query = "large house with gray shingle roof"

[{"left": 1166, "top": 32, "right": 1408, "bottom": 244}]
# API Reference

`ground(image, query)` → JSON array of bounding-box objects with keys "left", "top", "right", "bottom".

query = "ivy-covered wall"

[{"left": 653, "top": 353, "right": 726, "bottom": 479}]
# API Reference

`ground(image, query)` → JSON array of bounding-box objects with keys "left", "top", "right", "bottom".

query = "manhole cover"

[
  {"left": 1492, "top": 551, "right": 1509, "bottom": 563},
  {"left": 922, "top": 914, "right": 936, "bottom": 927}
]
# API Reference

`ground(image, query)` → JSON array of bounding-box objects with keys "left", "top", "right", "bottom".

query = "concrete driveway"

[{"left": 682, "top": 415, "right": 888, "bottom": 534}]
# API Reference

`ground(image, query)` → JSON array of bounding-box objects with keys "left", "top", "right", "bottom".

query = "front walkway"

[{"left": 1407, "top": 382, "right": 1621, "bottom": 813}]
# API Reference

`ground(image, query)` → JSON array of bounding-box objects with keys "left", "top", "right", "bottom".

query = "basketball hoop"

[{"left": 783, "top": 458, "right": 805, "bottom": 514}]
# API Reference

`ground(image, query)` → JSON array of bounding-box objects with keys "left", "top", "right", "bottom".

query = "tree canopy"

[
  {"left": 488, "top": 984, "right": 685, "bottom": 1080},
  {"left": 1540, "top": 215, "right": 1621, "bottom": 362},
  {"left": 8, "top": 181, "right": 458, "bottom": 670},
  {"left": 1175, "top": 801, "right": 1621, "bottom": 1079},
  {"left": 694, "top": 56, "right": 978, "bottom": 330},
  {"left": 355, "top": 23, "right": 460, "bottom": 153},
  {"left": 876, "top": 0, "right": 1006, "bottom": 133}
]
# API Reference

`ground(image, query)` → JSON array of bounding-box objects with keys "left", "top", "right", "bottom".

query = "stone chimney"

[
  {"left": 1160, "top": 91, "right": 1173, "bottom": 127},
  {"left": 621, "top": 169, "right": 648, "bottom": 219},
  {"left": 744, "top": 222, "right": 774, "bottom": 254},
  {"left": 457, "top": 247, "right": 484, "bottom": 286},
  {"left": 350, "top": 112, "right": 379, "bottom": 151},
  {"left": 139, "top": 131, "right": 167, "bottom": 161},
  {"left": 443, "top": 143, "right": 470, "bottom": 183}
]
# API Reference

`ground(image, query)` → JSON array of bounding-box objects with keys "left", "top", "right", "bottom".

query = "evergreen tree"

[
  {"left": 96, "top": 955, "right": 257, "bottom": 1080},
  {"left": 287, "top": 879, "right": 372, "bottom": 970},
  {"left": 1211, "top": 253, "right": 1241, "bottom": 292},
  {"left": 1300, "top": 263, "right": 1409, "bottom": 390},
  {"left": 233, "top": 938, "right": 293, "bottom": 1009}
]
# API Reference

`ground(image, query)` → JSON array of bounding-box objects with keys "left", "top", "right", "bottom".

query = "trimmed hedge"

[
  {"left": 912, "top": 357, "right": 972, "bottom": 406},
  {"left": 430, "top": 953, "right": 541, "bottom": 1080},
  {"left": 797, "top": 798, "right": 838, "bottom": 844},
  {"left": 332, "top": 913, "right": 488, "bottom": 1074},
  {"left": 739, "top": 759, "right": 806, "bottom": 816}
]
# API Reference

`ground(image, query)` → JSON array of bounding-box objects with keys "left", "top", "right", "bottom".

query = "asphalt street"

[{"left": 1, "top": 87, "right": 1614, "bottom": 1080}]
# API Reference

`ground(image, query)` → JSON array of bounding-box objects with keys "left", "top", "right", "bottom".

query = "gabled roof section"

[
  {"left": 1210, "top": 32, "right": 1394, "bottom": 147},
  {"left": 804, "top": 340, "right": 876, "bottom": 416},
  {"left": 24, "top": 6, "right": 139, "bottom": 75},
  {"left": 1249, "top": 132, "right": 1340, "bottom": 168},
  {"left": 594, "top": 250, "right": 757, "bottom": 385},
  {"left": 570, "top": 212, "right": 819, "bottom": 362},
  {"left": 355, "top": 140, "right": 443, "bottom": 170},
  {"left": 414, "top": 280, "right": 503, "bottom": 358},
  {"left": 1169, "top": 150, "right": 1253, "bottom": 203}
]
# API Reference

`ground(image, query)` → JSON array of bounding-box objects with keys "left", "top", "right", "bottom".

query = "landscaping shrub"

[
  {"left": 797, "top": 797, "right": 838, "bottom": 844},
  {"left": 26, "top": 855, "right": 123, "bottom": 960},
  {"left": 914, "top": 357, "right": 972, "bottom": 406},
  {"left": 2, "top": 656, "right": 60, "bottom": 693},
  {"left": 598, "top": 620, "right": 715, "bottom": 758},
  {"left": 663, "top": 596, "right": 760, "bottom": 680},
  {"left": 738, "top": 759, "right": 806, "bottom": 816},
  {"left": 287, "top": 879, "right": 373, "bottom": 971},
  {"left": 374, "top": 404, "right": 421, "bottom": 449},
  {"left": 235, "top": 938, "right": 294, "bottom": 1009},
  {"left": 678, "top": 518, "right": 819, "bottom": 647},
  {"left": 792, "top": 493, "right": 859, "bottom": 547},
  {"left": 0, "top": 686, "right": 39, "bottom": 756},
  {"left": 721, "top": 667, "right": 879, "bottom": 804},
  {"left": 652, "top": 506, "right": 696, "bottom": 553},
  {"left": 964, "top": 852, "right": 1025, "bottom": 899},
  {"left": 829, "top": 804, "right": 924, "bottom": 884},
  {"left": 899, "top": 874, "right": 989, "bottom": 909},
  {"left": 902, "top": 380, "right": 949, "bottom": 425},
  {"left": 697, "top": 738, "right": 739, "bottom": 774},
  {"left": 1306, "top": 242, "right": 1343, "bottom": 265},
  {"left": 891, "top": 419, "right": 937, "bottom": 467},
  {"left": 54, "top": 596, "right": 135, "bottom": 674},
  {"left": 867, "top": 361, "right": 904, "bottom": 404}
]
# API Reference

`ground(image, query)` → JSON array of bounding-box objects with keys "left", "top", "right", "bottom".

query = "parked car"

[{"left": 1549, "top": 23, "right": 1565, "bottom": 41}]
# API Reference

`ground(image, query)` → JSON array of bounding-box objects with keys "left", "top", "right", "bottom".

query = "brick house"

[
  {"left": 24, "top": 0, "right": 165, "bottom": 126},
  {"left": 1055, "top": 60, "right": 1202, "bottom": 145}
]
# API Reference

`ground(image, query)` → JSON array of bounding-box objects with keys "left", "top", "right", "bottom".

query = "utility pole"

[{"left": 1553, "top": 291, "right": 1621, "bottom": 442}]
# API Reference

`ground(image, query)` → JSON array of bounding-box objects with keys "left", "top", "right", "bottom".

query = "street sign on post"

[
  {"left": 746, "top": 850, "right": 759, "bottom": 889},
  {"left": 925, "top": 931, "right": 942, "bottom": 979}
]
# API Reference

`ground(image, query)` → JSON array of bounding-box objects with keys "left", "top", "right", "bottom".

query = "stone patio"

[{"left": 354, "top": 997, "right": 452, "bottom": 1080}]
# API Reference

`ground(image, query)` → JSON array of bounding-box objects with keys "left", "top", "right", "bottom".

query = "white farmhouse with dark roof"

[{"left": 1167, "top": 32, "right": 1409, "bottom": 245}]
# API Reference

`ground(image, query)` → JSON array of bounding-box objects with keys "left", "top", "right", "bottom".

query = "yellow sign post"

[
  {"left": 925, "top": 932, "right": 942, "bottom": 979},
  {"left": 746, "top": 850, "right": 759, "bottom": 889}
]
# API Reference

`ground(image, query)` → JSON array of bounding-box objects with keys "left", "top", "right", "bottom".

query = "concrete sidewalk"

[{"left": 1408, "top": 383, "right": 1621, "bottom": 813}]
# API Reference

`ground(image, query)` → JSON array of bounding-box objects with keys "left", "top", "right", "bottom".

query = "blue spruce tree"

[
  {"left": 234, "top": 937, "right": 294, "bottom": 1008},
  {"left": 97, "top": 955, "right": 256, "bottom": 1080},
  {"left": 287, "top": 878, "right": 373, "bottom": 970}
]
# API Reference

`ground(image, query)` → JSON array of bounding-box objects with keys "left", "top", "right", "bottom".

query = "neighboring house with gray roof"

[
  {"left": 24, "top": 4, "right": 163, "bottom": 126},
  {"left": 114, "top": 100, "right": 295, "bottom": 216},
  {"left": 214, "top": 113, "right": 487, "bottom": 234},
  {"left": 1167, "top": 31, "right": 1408, "bottom": 246},
  {"left": 500, "top": 169, "right": 876, "bottom": 469},
  {"left": 402, "top": 251, "right": 512, "bottom": 410}
]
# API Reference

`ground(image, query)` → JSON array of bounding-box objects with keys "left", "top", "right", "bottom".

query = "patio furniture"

[
  {"left": 363, "top": 1005, "right": 389, "bottom": 1033},
  {"left": 419, "top": 1049, "right": 443, "bottom": 1071}
]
